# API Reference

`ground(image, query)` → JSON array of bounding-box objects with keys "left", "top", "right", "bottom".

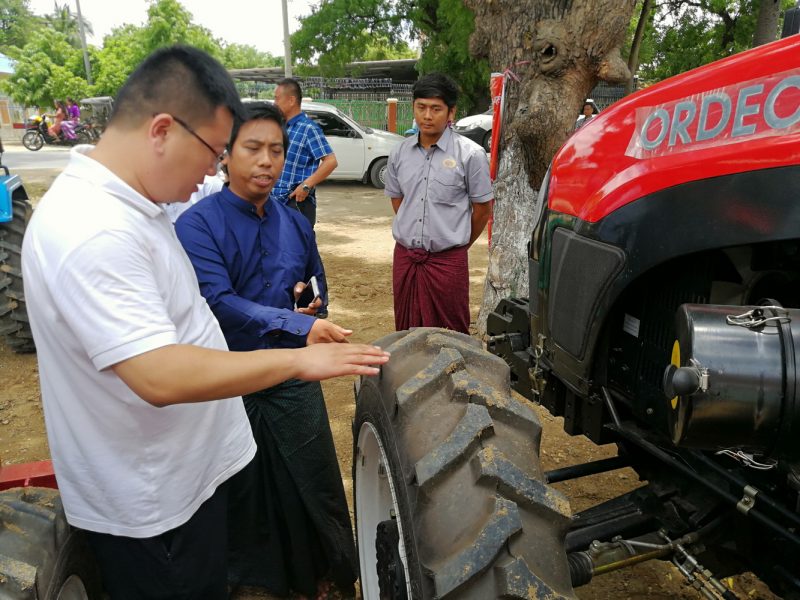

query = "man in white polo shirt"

[{"left": 21, "top": 46, "right": 389, "bottom": 600}]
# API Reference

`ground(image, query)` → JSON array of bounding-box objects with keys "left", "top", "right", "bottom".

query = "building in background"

[{"left": 0, "top": 54, "right": 31, "bottom": 141}]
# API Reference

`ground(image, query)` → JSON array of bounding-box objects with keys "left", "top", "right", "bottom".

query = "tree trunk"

[
  {"left": 753, "top": 0, "right": 781, "bottom": 47},
  {"left": 626, "top": 0, "right": 652, "bottom": 94},
  {"left": 465, "top": 0, "right": 636, "bottom": 336}
]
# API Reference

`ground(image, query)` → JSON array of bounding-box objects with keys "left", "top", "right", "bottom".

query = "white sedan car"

[
  {"left": 453, "top": 108, "right": 493, "bottom": 152},
  {"left": 244, "top": 99, "right": 403, "bottom": 189}
]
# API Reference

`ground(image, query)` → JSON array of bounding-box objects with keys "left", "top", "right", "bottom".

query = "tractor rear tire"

[
  {"left": 353, "top": 328, "right": 576, "bottom": 599},
  {"left": 0, "top": 487, "right": 102, "bottom": 599},
  {"left": 0, "top": 198, "right": 35, "bottom": 353}
]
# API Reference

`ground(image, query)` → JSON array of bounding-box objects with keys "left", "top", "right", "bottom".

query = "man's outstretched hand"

[
  {"left": 294, "top": 343, "right": 390, "bottom": 380},
  {"left": 308, "top": 319, "right": 352, "bottom": 344}
]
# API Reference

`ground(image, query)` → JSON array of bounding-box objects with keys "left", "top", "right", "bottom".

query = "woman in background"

[{"left": 47, "top": 100, "right": 67, "bottom": 138}]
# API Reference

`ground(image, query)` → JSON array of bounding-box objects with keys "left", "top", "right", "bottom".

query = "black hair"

[
  {"left": 412, "top": 73, "right": 460, "bottom": 109},
  {"left": 276, "top": 78, "right": 302, "bottom": 104},
  {"left": 229, "top": 102, "right": 288, "bottom": 156},
  {"left": 109, "top": 45, "right": 245, "bottom": 129}
]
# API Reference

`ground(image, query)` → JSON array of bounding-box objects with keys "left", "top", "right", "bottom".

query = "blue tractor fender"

[{"left": 0, "top": 167, "right": 24, "bottom": 224}]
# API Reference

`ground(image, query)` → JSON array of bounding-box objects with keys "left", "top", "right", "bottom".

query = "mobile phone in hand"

[{"left": 295, "top": 276, "right": 321, "bottom": 309}]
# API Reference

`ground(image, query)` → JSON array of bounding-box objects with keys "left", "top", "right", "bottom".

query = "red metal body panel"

[
  {"left": 550, "top": 35, "right": 800, "bottom": 223},
  {"left": 0, "top": 460, "right": 57, "bottom": 491}
]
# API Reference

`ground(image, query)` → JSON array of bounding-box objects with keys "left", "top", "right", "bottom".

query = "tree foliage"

[
  {"left": 0, "top": 0, "right": 37, "bottom": 52},
  {"left": 360, "top": 34, "right": 416, "bottom": 61},
  {"left": 45, "top": 2, "right": 93, "bottom": 49},
  {"left": 1, "top": 27, "right": 89, "bottom": 107},
  {"left": 415, "top": 0, "right": 489, "bottom": 113},
  {"left": 636, "top": 0, "right": 794, "bottom": 83},
  {"left": 292, "top": 0, "right": 412, "bottom": 73},
  {"left": 291, "top": 0, "right": 489, "bottom": 113},
  {"left": 139, "top": 0, "right": 218, "bottom": 57},
  {"left": 1, "top": 0, "right": 281, "bottom": 104},
  {"left": 91, "top": 24, "right": 146, "bottom": 97},
  {"left": 221, "top": 43, "right": 283, "bottom": 69}
]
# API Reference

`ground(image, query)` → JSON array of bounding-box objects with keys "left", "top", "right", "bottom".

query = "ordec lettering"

[{"left": 627, "top": 69, "right": 800, "bottom": 159}]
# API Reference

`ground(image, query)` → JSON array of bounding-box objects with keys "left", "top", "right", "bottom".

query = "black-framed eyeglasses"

[{"left": 169, "top": 114, "right": 226, "bottom": 164}]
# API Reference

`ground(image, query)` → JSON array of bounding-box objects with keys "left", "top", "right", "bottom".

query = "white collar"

[{"left": 63, "top": 146, "right": 163, "bottom": 219}]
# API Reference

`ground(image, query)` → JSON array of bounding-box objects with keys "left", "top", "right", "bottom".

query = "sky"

[{"left": 27, "top": 0, "right": 316, "bottom": 57}]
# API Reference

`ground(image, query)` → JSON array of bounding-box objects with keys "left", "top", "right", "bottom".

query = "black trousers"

[
  {"left": 287, "top": 196, "right": 328, "bottom": 313},
  {"left": 288, "top": 195, "right": 317, "bottom": 228},
  {"left": 84, "top": 482, "right": 229, "bottom": 600}
]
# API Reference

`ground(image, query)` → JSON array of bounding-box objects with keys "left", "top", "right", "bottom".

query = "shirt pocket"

[{"left": 430, "top": 168, "right": 466, "bottom": 205}]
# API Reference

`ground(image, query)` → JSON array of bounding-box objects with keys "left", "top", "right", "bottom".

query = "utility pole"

[
  {"left": 281, "top": 0, "right": 292, "bottom": 77},
  {"left": 74, "top": 0, "right": 93, "bottom": 85}
]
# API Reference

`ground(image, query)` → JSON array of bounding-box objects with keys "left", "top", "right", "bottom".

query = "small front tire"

[
  {"left": 482, "top": 131, "right": 492, "bottom": 153},
  {"left": 369, "top": 157, "right": 388, "bottom": 189},
  {"left": 22, "top": 131, "right": 44, "bottom": 151}
]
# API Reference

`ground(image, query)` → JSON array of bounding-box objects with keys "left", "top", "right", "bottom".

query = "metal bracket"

[
  {"left": 688, "top": 358, "right": 710, "bottom": 393},
  {"left": 528, "top": 334, "right": 548, "bottom": 397},
  {"left": 736, "top": 485, "right": 759, "bottom": 515},
  {"left": 726, "top": 306, "right": 790, "bottom": 329}
]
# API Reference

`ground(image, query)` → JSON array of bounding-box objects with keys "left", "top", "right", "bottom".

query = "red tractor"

[{"left": 352, "top": 32, "right": 800, "bottom": 600}]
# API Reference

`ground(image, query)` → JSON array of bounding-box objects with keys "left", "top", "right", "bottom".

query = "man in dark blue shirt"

[{"left": 175, "top": 104, "right": 358, "bottom": 598}]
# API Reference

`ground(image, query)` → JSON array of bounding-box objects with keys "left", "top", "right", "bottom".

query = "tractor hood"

[{"left": 549, "top": 35, "right": 800, "bottom": 223}]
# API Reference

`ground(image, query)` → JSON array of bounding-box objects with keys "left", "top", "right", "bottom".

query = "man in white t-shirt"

[{"left": 22, "top": 45, "right": 389, "bottom": 600}]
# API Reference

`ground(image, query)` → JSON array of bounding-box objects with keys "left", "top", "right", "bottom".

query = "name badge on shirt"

[{"left": 442, "top": 158, "right": 457, "bottom": 169}]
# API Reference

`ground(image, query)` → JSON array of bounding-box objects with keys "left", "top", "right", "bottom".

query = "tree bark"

[
  {"left": 626, "top": 0, "right": 652, "bottom": 94},
  {"left": 465, "top": 0, "right": 636, "bottom": 336},
  {"left": 753, "top": 0, "right": 781, "bottom": 47}
]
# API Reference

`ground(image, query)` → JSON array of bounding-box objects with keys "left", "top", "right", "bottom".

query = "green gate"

[{"left": 318, "top": 99, "right": 414, "bottom": 134}]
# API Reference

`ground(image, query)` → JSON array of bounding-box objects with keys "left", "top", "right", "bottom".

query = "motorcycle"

[{"left": 21, "top": 114, "right": 92, "bottom": 151}]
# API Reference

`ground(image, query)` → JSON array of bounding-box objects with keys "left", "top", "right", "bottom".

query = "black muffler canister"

[{"left": 664, "top": 304, "right": 800, "bottom": 459}]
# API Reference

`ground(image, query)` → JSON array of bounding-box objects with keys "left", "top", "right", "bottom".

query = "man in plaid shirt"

[{"left": 273, "top": 78, "right": 338, "bottom": 229}]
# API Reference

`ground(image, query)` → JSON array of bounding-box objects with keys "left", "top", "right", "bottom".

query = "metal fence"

[
  {"left": 590, "top": 81, "right": 634, "bottom": 110},
  {"left": 321, "top": 98, "right": 414, "bottom": 133},
  {"left": 234, "top": 77, "right": 415, "bottom": 133}
]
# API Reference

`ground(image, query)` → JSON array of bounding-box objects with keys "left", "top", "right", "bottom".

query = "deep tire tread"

[
  {"left": 472, "top": 446, "right": 571, "bottom": 519},
  {"left": 414, "top": 403, "right": 493, "bottom": 489},
  {"left": 495, "top": 558, "right": 572, "bottom": 600},
  {"left": 0, "top": 487, "right": 101, "bottom": 599},
  {"left": 433, "top": 496, "right": 522, "bottom": 598},
  {"left": 0, "top": 198, "right": 35, "bottom": 353},
  {"left": 356, "top": 328, "right": 575, "bottom": 599},
  {"left": 396, "top": 347, "right": 465, "bottom": 410}
]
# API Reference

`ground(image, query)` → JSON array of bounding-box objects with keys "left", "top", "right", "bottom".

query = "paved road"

[{"left": 1, "top": 146, "right": 71, "bottom": 172}]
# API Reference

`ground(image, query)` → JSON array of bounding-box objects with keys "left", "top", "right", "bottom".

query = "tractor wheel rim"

[{"left": 355, "top": 422, "right": 412, "bottom": 600}]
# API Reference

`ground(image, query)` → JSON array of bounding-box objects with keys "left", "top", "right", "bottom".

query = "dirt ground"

[{"left": 0, "top": 172, "right": 778, "bottom": 599}]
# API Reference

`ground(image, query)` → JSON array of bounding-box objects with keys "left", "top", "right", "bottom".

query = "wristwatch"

[{"left": 301, "top": 183, "right": 313, "bottom": 193}]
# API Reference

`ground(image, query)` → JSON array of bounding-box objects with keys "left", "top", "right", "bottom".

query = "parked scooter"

[{"left": 21, "top": 114, "right": 91, "bottom": 151}]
